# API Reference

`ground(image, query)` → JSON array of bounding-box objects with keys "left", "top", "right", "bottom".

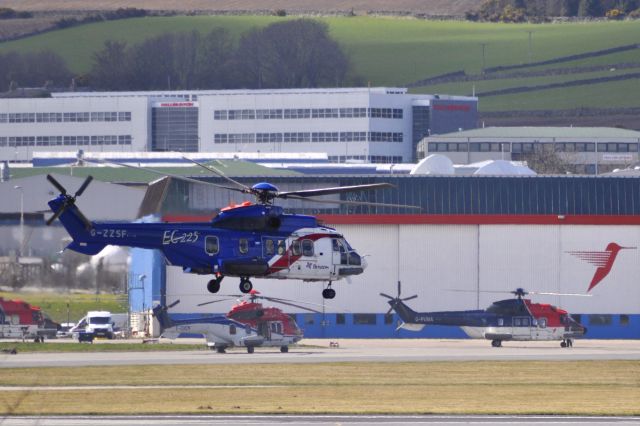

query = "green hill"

[{"left": 1, "top": 16, "right": 640, "bottom": 112}]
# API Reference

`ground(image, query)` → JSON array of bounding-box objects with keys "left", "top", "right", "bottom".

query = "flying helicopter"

[
  {"left": 153, "top": 290, "right": 319, "bottom": 353},
  {"left": 382, "top": 283, "right": 589, "bottom": 348},
  {"left": 45, "top": 157, "right": 418, "bottom": 299}
]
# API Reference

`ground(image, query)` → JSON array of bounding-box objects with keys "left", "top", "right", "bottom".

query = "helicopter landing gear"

[
  {"left": 215, "top": 345, "right": 227, "bottom": 354},
  {"left": 280, "top": 346, "right": 289, "bottom": 353},
  {"left": 247, "top": 346, "right": 255, "bottom": 354},
  {"left": 322, "top": 283, "right": 336, "bottom": 299},
  {"left": 491, "top": 339, "right": 502, "bottom": 347},
  {"left": 207, "top": 275, "right": 223, "bottom": 293},
  {"left": 239, "top": 277, "right": 253, "bottom": 294},
  {"left": 561, "top": 339, "right": 573, "bottom": 348}
]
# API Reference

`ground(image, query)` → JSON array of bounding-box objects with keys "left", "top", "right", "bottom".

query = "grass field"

[
  {"left": 0, "top": 341, "right": 206, "bottom": 352},
  {"left": 1, "top": 16, "right": 639, "bottom": 110},
  {"left": 0, "top": 290, "right": 126, "bottom": 324},
  {"left": 0, "top": 361, "right": 638, "bottom": 415}
]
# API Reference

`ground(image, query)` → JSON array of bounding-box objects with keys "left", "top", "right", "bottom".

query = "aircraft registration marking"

[{"left": 162, "top": 230, "right": 200, "bottom": 245}]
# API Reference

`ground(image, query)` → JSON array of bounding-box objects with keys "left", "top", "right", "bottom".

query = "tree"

[
  {"left": 522, "top": 145, "right": 578, "bottom": 174},
  {"left": 89, "top": 41, "right": 130, "bottom": 90},
  {"left": 578, "top": 0, "right": 603, "bottom": 16}
]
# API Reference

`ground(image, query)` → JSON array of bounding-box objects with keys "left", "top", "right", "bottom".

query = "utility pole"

[
  {"left": 526, "top": 30, "right": 534, "bottom": 63},
  {"left": 13, "top": 185, "right": 24, "bottom": 257}
]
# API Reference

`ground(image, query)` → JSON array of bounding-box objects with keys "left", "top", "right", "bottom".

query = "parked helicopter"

[
  {"left": 46, "top": 158, "right": 417, "bottom": 298},
  {"left": 382, "top": 283, "right": 588, "bottom": 348},
  {"left": 153, "top": 290, "right": 318, "bottom": 353}
]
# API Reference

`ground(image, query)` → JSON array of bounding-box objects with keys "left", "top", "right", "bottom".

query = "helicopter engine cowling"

[{"left": 221, "top": 258, "right": 270, "bottom": 276}]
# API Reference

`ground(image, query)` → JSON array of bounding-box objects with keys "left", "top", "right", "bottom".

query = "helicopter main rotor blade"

[
  {"left": 167, "top": 299, "right": 181, "bottom": 309},
  {"left": 262, "top": 295, "right": 326, "bottom": 309},
  {"left": 379, "top": 293, "right": 394, "bottom": 300},
  {"left": 181, "top": 156, "right": 252, "bottom": 193},
  {"left": 278, "top": 183, "right": 394, "bottom": 198},
  {"left": 84, "top": 159, "right": 244, "bottom": 193},
  {"left": 46, "top": 174, "right": 67, "bottom": 195},
  {"left": 529, "top": 291, "right": 592, "bottom": 297},
  {"left": 74, "top": 175, "right": 93, "bottom": 197},
  {"left": 196, "top": 298, "right": 236, "bottom": 307},
  {"left": 265, "top": 298, "right": 322, "bottom": 313},
  {"left": 284, "top": 194, "right": 421, "bottom": 210},
  {"left": 401, "top": 295, "right": 418, "bottom": 302}
]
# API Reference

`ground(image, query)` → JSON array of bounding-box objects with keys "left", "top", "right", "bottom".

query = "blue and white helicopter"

[{"left": 46, "top": 159, "right": 416, "bottom": 299}]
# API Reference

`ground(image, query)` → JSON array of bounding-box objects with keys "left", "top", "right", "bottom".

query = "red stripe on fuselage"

[{"left": 267, "top": 233, "right": 331, "bottom": 274}]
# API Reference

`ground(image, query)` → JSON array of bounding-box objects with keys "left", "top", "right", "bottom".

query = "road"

[{"left": 1, "top": 338, "right": 639, "bottom": 368}]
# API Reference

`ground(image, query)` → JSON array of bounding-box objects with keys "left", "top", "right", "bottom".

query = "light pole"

[
  {"left": 13, "top": 185, "right": 24, "bottom": 257},
  {"left": 139, "top": 274, "right": 147, "bottom": 336},
  {"left": 526, "top": 30, "right": 534, "bottom": 63},
  {"left": 480, "top": 43, "right": 488, "bottom": 74}
]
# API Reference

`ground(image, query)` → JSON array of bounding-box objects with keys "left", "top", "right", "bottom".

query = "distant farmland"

[{"left": 1, "top": 15, "right": 639, "bottom": 118}]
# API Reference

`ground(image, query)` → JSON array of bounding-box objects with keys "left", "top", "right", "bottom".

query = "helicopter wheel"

[
  {"left": 280, "top": 346, "right": 288, "bottom": 353},
  {"left": 247, "top": 346, "right": 254, "bottom": 354},
  {"left": 491, "top": 339, "right": 502, "bottom": 348},
  {"left": 322, "top": 288, "right": 336, "bottom": 299},
  {"left": 216, "top": 346, "right": 226, "bottom": 354},
  {"left": 560, "top": 340, "right": 567, "bottom": 348},
  {"left": 207, "top": 278, "right": 221, "bottom": 294},
  {"left": 239, "top": 278, "right": 253, "bottom": 294}
]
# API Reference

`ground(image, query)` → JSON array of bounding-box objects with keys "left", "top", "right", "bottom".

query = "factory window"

[
  {"left": 312, "top": 108, "right": 339, "bottom": 118},
  {"left": 239, "top": 238, "right": 249, "bottom": 254},
  {"left": 0, "top": 137, "right": 6, "bottom": 147},
  {"left": 312, "top": 132, "right": 339, "bottom": 142},
  {"left": 205, "top": 236, "right": 219, "bottom": 255},
  {"left": 0, "top": 114, "right": 6, "bottom": 123},
  {"left": 228, "top": 109, "right": 255, "bottom": 120},
  {"left": 283, "top": 108, "right": 311, "bottom": 119},
  {"left": 256, "top": 133, "right": 282, "bottom": 143},
  {"left": 353, "top": 314, "right": 376, "bottom": 325},
  {"left": 284, "top": 132, "right": 311, "bottom": 143},
  {"left": 214, "top": 134, "right": 228, "bottom": 144},
  {"left": 118, "top": 112, "right": 131, "bottom": 121},
  {"left": 213, "top": 110, "right": 227, "bottom": 120},
  {"left": 256, "top": 109, "right": 283, "bottom": 119},
  {"left": 228, "top": 133, "right": 255, "bottom": 144},
  {"left": 384, "top": 313, "right": 394, "bottom": 325},
  {"left": 620, "top": 315, "right": 629, "bottom": 326},
  {"left": 588, "top": 314, "right": 612, "bottom": 326},
  {"left": 336, "top": 314, "right": 345, "bottom": 325}
]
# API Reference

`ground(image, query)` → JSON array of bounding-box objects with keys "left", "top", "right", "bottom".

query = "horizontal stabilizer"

[
  {"left": 397, "top": 322, "right": 425, "bottom": 332},
  {"left": 66, "top": 241, "right": 107, "bottom": 256}
]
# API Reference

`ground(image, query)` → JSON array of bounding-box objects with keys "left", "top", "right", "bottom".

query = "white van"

[{"left": 72, "top": 311, "right": 114, "bottom": 339}]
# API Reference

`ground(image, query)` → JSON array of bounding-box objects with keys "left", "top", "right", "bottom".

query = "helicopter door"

[
  {"left": 270, "top": 321, "right": 283, "bottom": 337},
  {"left": 263, "top": 237, "right": 289, "bottom": 271},
  {"left": 512, "top": 316, "right": 532, "bottom": 340},
  {"left": 332, "top": 238, "right": 348, "bottom": 267}
]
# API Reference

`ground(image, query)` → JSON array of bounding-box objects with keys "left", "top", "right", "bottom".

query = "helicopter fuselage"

[{"left": 50, "top": 198, "right": 365, "bottom": 283}]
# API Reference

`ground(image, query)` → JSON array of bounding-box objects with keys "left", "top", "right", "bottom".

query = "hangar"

[{"left": 129, "top": 173, "right": 640, "bottom": 340}]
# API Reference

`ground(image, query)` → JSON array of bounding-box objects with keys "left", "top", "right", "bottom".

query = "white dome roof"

[{"left": 410, "top": 154, "right": 454, "bottom": 175}]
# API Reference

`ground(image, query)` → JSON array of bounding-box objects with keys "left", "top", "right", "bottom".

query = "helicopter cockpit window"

[
  {"left": 270, "top": 322, "right": 283, "bottom": 334},
  {"left": 332, "top": 239, "right": 345, "bottom": 252},
  {"left": 292, "top": 240, "right": 302, "bottom": 256},
  {"left": 302, "top": 239, "right": 314, "bottom": 256},
  {"left": 205, "top": 236, "right": 219, "bottom": 255},
  {"left": 265, "top": 239, "right": 275, "bottom": 256},
  {"left": 229, "top": 324, "right": 236, "bottom": 335},
  {"left": 239, "top": 238, "right": 249, "bottom": 254},
  {"left": 538, "top": 317, "right": 547, "bottom": 328}
]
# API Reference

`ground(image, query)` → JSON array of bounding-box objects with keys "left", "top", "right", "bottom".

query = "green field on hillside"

[
  {"left": 1, "top": 16, "right": 640, "bottom": 110},
  {"left": 0, "top": 290, "right": 127, "bottom": 323}
]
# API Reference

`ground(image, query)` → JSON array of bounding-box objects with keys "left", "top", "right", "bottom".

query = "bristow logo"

[{"left": 567, "top": 243, "right": 636, "bottom": 292}]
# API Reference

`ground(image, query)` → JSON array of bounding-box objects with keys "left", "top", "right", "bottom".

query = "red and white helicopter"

[
  {"left": 382, "top": 284, "right": 589, "bottom": 348},
  {"left": 154, "top": 290, "right": 320, "bottom": 353}
]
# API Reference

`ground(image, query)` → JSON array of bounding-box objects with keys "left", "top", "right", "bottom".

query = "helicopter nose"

[{"left": 361, "top": 254, "right": 368, "bottom": 270}]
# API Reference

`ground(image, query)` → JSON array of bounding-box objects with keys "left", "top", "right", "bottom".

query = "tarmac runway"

[
  {"left": 1, "top": 338, "right": 639, "bottom": 368},
  {"left": 1, "top": 415, "right": 640, "bottom": 425}
]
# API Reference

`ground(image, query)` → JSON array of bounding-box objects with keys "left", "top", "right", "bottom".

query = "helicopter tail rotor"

[
  {"left": 46, "top": 174, "right": 94, "bottom": 230},
  {"left": 380, "top": 281, "right": 418, "bottom": 315}
]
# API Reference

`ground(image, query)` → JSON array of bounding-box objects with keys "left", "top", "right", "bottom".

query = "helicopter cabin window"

[
  {"left": 239, "top": 238, "right": 249, "bottom": 254},
  {"left": 538, "top": 317, "right": 547, "bottom": 328},
  {"left": 497, "top": 318, "right": 504, "bottom": 326},
  {"left": 229, "top": 324, "right": 236, "bottom": 335},
  {"left": 205, "top": 236, "right": 219, "bottom": 255},
  {"left": 292, "top": 240, "right": 302, "bottom": 256},
  {"left": 270, "top": 322, "right": 283, "bottom": 334},
  {"left": 265, "top": 239, "right": 275, "bottom": 256},
  {"left": 277, "top": 240, "right": 286, "bottom": 255},
  {"left": 302, "top": 239, "right": 314, "bottom": 256}
]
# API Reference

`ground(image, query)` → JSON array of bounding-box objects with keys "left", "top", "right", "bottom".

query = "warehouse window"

[
  {"left": 336, "top": 314, "right": 345, "bottom": 325},
  {"left": 589, "top": 314, "right": 612, "bottom": 326},
  {"left": 384, "top": 313, "right": 394, "bottom": 325},
  {"left": 304, "top": 314, "right": 314, "bottom": 325},
  {"left": 353, "top": 314, "right": 376, "bottom": 325},
  {"left": 620, "top": 315, "right": 629, "bottom": 326}
]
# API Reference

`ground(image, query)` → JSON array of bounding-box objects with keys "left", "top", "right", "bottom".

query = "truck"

[
  {"left": 0, "top": 297, "right": 59, "bottom": 341},
  {"left": 71, "top": 311, "right": 115, "bottom": 340}
]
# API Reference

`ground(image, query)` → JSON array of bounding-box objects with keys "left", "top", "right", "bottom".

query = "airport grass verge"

[
  {"left": 0, "top": 361, "right": 638, "bottom": 415},
  {"left": 0, "top": 341, "right": 207, "bottom": 352}
]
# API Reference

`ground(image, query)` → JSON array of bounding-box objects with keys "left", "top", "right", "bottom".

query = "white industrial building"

[{"left": 0, "top": 88, "right": 478, "bottom": 164}]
